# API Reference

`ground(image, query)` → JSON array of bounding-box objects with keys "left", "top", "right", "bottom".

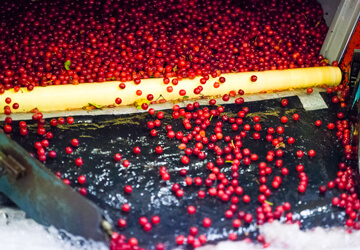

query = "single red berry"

[
  {"left": 75, "top": 158, "right": 83, "bottom": 166},
  {"left": 155, "top": 146, "right": 163, "bottom": 154},
  {"left": 250, "top": 75, "right": 257, "bottom": 82},
  {"left": 133, "top": 146, "right": 141, "bottom": 154},
  {"left": 298, "top": 185, "right": 306, "bottom": 193},
  {"left": 293, "top": 113, "right": 300, "bottom": 121},
  {"left": 115, "top": 98, "right": 122, "bottom": 104},
  {"left": 327, "top": 123, "right": 335, "bottom": 130},
  {"left": 203, "top": 218, "right": 212, "bottom": 227},
  {"left": 307, "top": 87, "right": 313, "bottom": 94},
  {"left": 281, "top": 99, "right": 288, "bottom": 106},
  {"left": 128, "top": 238, "right": 138, "bottom": 246},
  {"left": 117, "top": 219, "right": 127, "bottom": 228},
  {"left": 122, "top": 160, "right": 130, "bottom": 168},
  {"left": 287, "top": 137, "right": 295, "bottom": 144},
  {"left": 296, "top": 150, "right": 304, "bottom": 158},
  {"left": 114, "top": 153, "right": 122, "bottom": 162},
  {"left": 124, "top": 185, "right": 133, "bottom": 194},
  {"left": 71, "top": 138, "right": 79, "bottom": 147},
  {"left": 243, "top": 195, "right": 250, "bottom": 203},
  {"left": 319, "top": 186, "right": 327, "bottom": 193},
  {"left": 67, "top": 117, "right": 74, "bottom": 124},
  {"left": 78, "top": 175, "right": 86, "bottom": 184},
  {"left": 79, "top": 188, "right": 87, "bottom": 195},
  {"left": 122, "top": 204, "right": 130, "bottom": 212},
  {"left": 176, "top": 235, "right": 185, "bottom": 245},
  {"left": 187, "top": 205, "right": 196, "bottom": 215},
  {"left": 281, "top": 116, "right": 288, "bottom": 123},
  {"left": 152, "top": 215, "right": 160, "bottom": 224},
  {"left": 308, "top": 149, "right": 316, "bottom": 157}
]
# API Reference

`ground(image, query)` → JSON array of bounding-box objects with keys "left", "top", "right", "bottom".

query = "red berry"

[
  {"left": 122, "top": 204, "right": 130, "bottom": 212},
  {"left": 187, "top": 205, "right": 196, "bottom": 215},
  {"left": 151, "top": 215, "right": 160, "bottom": 224},
  {"left": 133, "top": 146, "right": 141, "bottom": 154},
  {"left": 78, "top": 175, "right": 86, "bottom": 184},
  {"left": 307, "top": 87, "right": 313, "bottom": 94},
  {"left": 155, "top": 146, "right": 163, "bottom": 154},
  {"left": 71, "top": 139, "right": 79, "bottom": 147},
  {"left": 233, "top": 219, "right": 241, "bottom": 228},
  {"left": 67, "top": 117, "right": 74, "bottom": 124},
  {"left": 287, "top": 137, "right": 295, "bottom": 144},
  {"left": 293, "top": 113, "right": 300, "bottom": 121},
  {"left": 176, "top": 235, "right": 185, "bottom": 245},
  {"left": 124, "top": 185, "right": 133, "bottom": 194},
  {"left": 243, "top": 195, "right": 250, "bottom": 203},
  {"left": 203, "top": 218, "right": 212, "bottom": 227},
  {"left": 308, "top": 149, "right": 316, "bottom": 157},
  {"left": 281, "top": 99, "right": 288, "bottom": 106},
  {"left": 122, "top": 160, "right": 130, "bottom": 168},
  {"left": 298, "top": 185, "right": 306, "bottom": 193},
  {"left": 117, "top": 219, "right": 127, "bottom": 228},
  {"left": 114, "top": 153, "right": 122, "bottom": 162},
  {"left": 250, "top": 75, "right": 257, "bottom": 82},
  {"left": 327, "top": 123, "right": 335, "bottom": 130},
  {"left": 75, "top": 158, "right": 83, "bottom": 166}
]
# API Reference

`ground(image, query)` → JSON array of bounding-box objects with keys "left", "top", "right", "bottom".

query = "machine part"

[
  {"left": 320, "top": 0, "right": 360, "bottom": 63},
  {"left": 0, "top": 131, "right": 110, "bottom": 243},
  {"left": 0, "top": 67, "right": 341, "bottom": 114},
  {"left": 346, "top": 50, "right": 360, "bottom": 111}
]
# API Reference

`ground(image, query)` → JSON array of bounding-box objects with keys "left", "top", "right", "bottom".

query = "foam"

[
  {"left": 0, "top": 207, "right": 107, "bottom": 250},
  {"left": 200, "top": 221, "right": 360, "bottom": 250}
]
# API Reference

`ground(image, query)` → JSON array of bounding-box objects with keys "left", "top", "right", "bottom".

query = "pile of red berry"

[{"left": 0, "top": 0, "right": 330, "bottom": 93}]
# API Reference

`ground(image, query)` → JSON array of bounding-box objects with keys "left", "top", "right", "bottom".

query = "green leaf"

[
  {"left": 88, "top": 103, "right": 102, "bottom": 109},
  {"left": 265, "top": 200, "right": 273, "bottom": 206},
  {"left": 183, "top": 95, "right": 189, "bottom": 99},
  {"left": 64, "top": 60, "right": 71, "bottom": 70}
]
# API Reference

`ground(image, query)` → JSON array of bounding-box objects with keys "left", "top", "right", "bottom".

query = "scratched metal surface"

[{"left": 0, "top": 93, "right": 351, "bottom": 249}]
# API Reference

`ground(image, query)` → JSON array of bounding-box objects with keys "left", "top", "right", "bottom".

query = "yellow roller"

[{"left": 0, "top": 66, "right": 341, "bottom": 113}]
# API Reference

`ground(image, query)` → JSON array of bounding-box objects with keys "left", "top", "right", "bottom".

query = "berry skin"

[{"left": 250, "top": 75, "right": 257, "bottom": 82}]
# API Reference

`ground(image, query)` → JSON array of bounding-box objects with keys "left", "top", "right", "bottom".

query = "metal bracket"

[{"left": 0, "top": 151, "right": 26, "bottom": 179}]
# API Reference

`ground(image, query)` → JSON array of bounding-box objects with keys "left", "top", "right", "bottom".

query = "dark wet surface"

[{"left": 0, "top": 92, "right": 351, "bottom": 249}]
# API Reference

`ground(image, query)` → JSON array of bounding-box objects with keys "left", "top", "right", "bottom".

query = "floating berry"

[
  {"left": 152, "top": 215, "right": 160, "bottom": 224},
  {"left": 114, "top": 153, "right": 122, "bottom": 162},
  {"left": 293, "top": 113, "right": 300, "bottom": 121},
  {"left": 117, "top": 219, "right": 127, "bottom": 228},
  {"left": 124, "top": 185, "right": 133, "bottom": 194},
  {"left": 187, "top": 206, "right": 196, "bottom": 215},
  {"left": 71, "top": 138, "right": 79, "bottom": 147},
  {"left": 133, "top": 146, "right": 141, "bottom": 154},
  {"left": 308, "top": 149, "right": 316, "bottom": 157},
  {"left": 77, "top": 175, "right": 86, "bottom": 184},
  {"left": 250, "top": 75, "right": 258, "bottom": 82},
  {"left": 203, "top": 218, "right": 212, "bottom": 227},
  {"left": 75, "top": 158, "right": 83, "bottom": 166},
  {"left": 122, "top": 204, "right": 130, "bottom": 212},
  {"left": 281, "top": 99, "right": 288, "bottom": 106},
  {"left": 67, "top": 117, "right": 74, "bottom": 124},
  {"left": 122, "top": 160, "right": 130, "bottom": 168}
]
